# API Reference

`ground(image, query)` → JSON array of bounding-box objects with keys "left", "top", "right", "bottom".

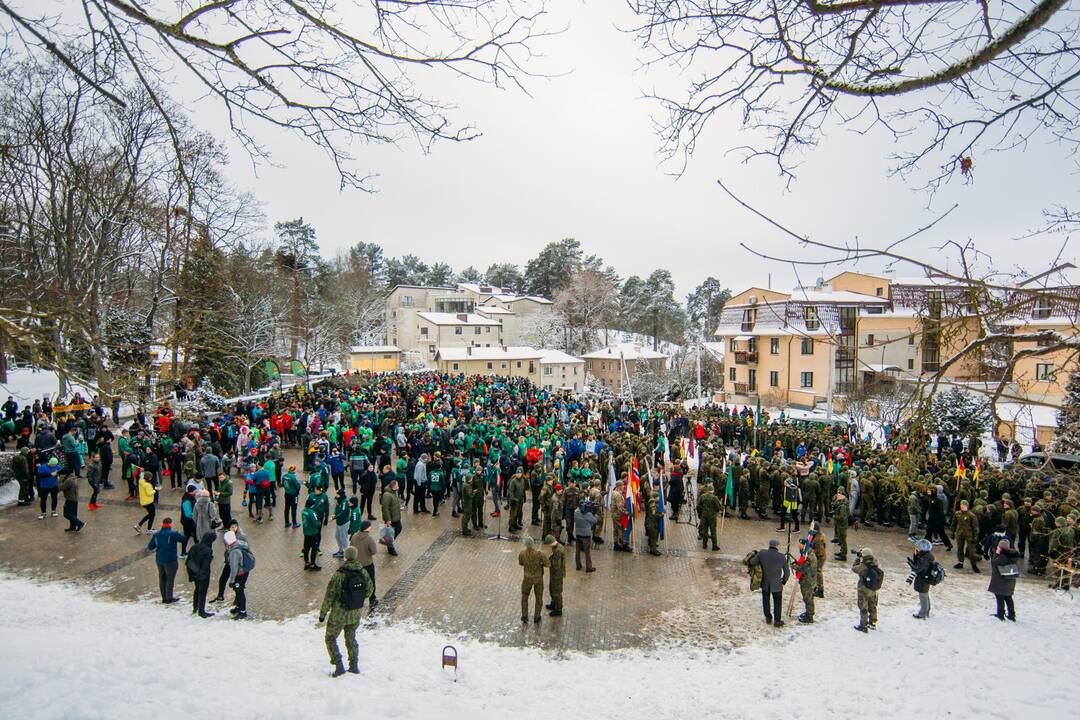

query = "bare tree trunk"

[{"left": 0, "top": 331, "right": 7, "bottom": 384}]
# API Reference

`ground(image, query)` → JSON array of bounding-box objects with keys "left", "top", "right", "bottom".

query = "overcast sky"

[{"left": 201, "top": 2, "right": 1078, "bottom": 300}]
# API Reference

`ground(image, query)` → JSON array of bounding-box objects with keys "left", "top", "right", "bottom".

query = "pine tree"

[
  {"left": 927, "top": 386, "right": 992, "bottom": 436},
  {"left": 1053, "top": 370, "right": 1080, "bottom": 453}
]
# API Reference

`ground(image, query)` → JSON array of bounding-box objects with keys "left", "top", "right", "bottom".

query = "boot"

[
  {"left": 854, "top": 624, "right": 868, "bottom": 633},
  {"left": 331, "top": 660, "right": 346, "bottom": 678},
  {"left": 348, "top": 660, "right": 359, "bottom": 674},
  {"left": 953, "top": 562, "right": 964, "bottom": 570},
  {"left": 797, "top": 613, "right": 813, "bottom": 624},
  {"left": 834, "top": 553, "right": 846, "bottom": 561},
  {"left": 814, "top": 588, "right": 824, "bottom": 598},
  {"left": 970, "top": 560, "right": 981, "bottom": 574},
  {"left": 593, "top": 537, "right": 604, "bottom": 545}
]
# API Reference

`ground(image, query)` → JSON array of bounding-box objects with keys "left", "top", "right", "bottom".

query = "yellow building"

[
  {"left": 581, "top": 343, "right": 668, "bottom": 396},
  {"left": 434, "top": 346, "right": 542, "bottom": 384},
  {"left": 347, "top": 345, "right": 401, "bottom": 373}
]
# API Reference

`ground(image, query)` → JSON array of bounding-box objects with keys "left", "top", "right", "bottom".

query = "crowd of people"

[{"left": 3, "top": 370, "right": 1079, "bottom": 673}]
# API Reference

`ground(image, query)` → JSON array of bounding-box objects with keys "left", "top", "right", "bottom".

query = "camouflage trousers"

[
  {"left": 548, "top": 577, "right": 563, "bottom": 612},
  {"left": 857, "top": 586, "right": 878, "bottom": 626},
  {"left": 956, "top": 534, "right": 978, "bottom": 563},
  {"left": 521, "top": 578, "right": 543, "bottom": 619},
  {"left": 461, "top": 502, "right": 473, "bottom": 533},
  {"left": 800, "top": 582, "right": 815, "bottom": 619},
  {"left": 834, "top": 526, "right": 848, "bottom": 557},
  {"left": 699, "top": 518, "right": 717, "bottom": 548},
  {"left": 325, "top": 621, "right": 359, "bottom": 666}
]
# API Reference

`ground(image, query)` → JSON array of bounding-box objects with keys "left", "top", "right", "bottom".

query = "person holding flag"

[{"left": 611, "top": 479, "right": 630, "bottom": 552}]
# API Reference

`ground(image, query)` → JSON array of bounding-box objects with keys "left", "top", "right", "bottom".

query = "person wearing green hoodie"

[
  {"left": 319, "top": 545, "right": 371, "bottom": 676},
  {"left": 302, "top": 503, "right": 323, "bottom": 571},
  {"left": 332, "top": 490, "right": 350, "bottom": 558},
  {"left": 215, "top": 471, "right": 233, "bottom": 527},
  {"left": 282, "top": 464, "right": 301, "bottom": 528}
]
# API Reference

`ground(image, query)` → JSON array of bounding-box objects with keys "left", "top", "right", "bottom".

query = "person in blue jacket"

[
  {"left": 36, "top": 457, "right": 61, "bottom": 519},
  {"left": 147, "top": 518, "right": 185, "bottom": 603}
]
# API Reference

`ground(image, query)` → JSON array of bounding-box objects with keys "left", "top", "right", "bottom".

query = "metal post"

[{"left": 826, "top": 340, "right": 835, "bottom": 420}]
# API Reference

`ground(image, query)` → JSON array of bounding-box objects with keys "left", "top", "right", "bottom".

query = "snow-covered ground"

[
  {"left": 0, "top": 367, "right": 92, "bottom": 404},
  {"left": 0, "top": 573, "right": 1073, "bottom": 719}
]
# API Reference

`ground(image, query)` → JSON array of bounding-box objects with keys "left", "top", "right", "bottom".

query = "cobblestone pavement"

[{"left": 0, "top": 449, "right": 1039, "bottom": 652}]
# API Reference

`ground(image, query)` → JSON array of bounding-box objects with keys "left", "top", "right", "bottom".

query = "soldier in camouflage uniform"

[
  {"left": 645, "top": 496, "right": 662, "bottom": 555},
  {"left": 852, "top": 547, "right": 880, "bottom": 632},
  {"left": 589, "top": 479, "right": 605, "bottom": 546},
  {"left": 529, "top": 467, "right": 544, "bottom": 526},
  {"left": 801, "top": 473, "right": 819, "bottom": 524},
  {"left": 737, "top": 464, "right": 751, "bottom": 520},
  {"left": 318, "top": 545, "right": 372, "bottom": 676},
  {"left": 518, "top": 536, "right": 548, "bottom": 622},
  {"left": 951, "top": 500, "right": 980, "bottom": 572},
  {"left": 549, "top": 484, "right": 565, "bottom": 543},
  {"left": 754, "top": 460, "right": 771, "bottom": 519},
  {"left": 1028, "top": 504, "right": 1050, "bottom": 574},
  {"left": 832, "top": 490, "right": 849, "bottom": 561},
  {"left": 540, "top": 477, "right": 555, "bottom": 539},
  {"left": 811, "top": 521, "right": 827, "bottom": 597},
  {"left": 611, "top": 481, "right": 629, "bottom": 551},
  {"left": 796, "top": 537, "right": 818, "bottom": 624},
  {"left": 507, "top": 467, "right": 526, "bottom": 532},
  {"left": 460, "top": 471, "right": 475, "bottom": 536},
  {"left": 1048, "top": 516, "right": 1075, "bottom": 589},
  {"left": 545, "top": 534, "right": 566, "bottom": 616},
  {"left": 697, "top": 484, "right": 722, "bottom": 551}
]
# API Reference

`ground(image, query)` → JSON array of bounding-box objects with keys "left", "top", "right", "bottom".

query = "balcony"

[
  {"left": 740, "top": 322, "right": 755, "bottom": 332},
  {"left": 734, "top": 350, "right": 758, "bottom": 364},
  {"left": 734, "top": 382, "right": 757, "bottom": 394}
]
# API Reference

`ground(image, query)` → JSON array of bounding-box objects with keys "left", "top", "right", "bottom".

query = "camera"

[{"left": 579, "top": 499, "right": 599, "bottom": 515}]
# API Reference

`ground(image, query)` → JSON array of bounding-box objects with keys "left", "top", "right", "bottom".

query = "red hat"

[{"left": 554, "top": 483, "right": 563, "bottom": 492}]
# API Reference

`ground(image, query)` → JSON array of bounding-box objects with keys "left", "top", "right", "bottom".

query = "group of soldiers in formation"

[{"left": 5, "top": 370, "right": 1079, "bottom": 673}]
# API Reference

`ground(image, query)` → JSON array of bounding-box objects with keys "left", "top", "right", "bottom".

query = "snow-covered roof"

[
  {"left": 702, "top": 342, "right": 725, "bottom": 361},
  {"left": 538, "top": 349, "right": 585, "bottom": 365},
  {"left": 504, "top": 295, "right": 553, "bottom": 305},
  {"left": 787, "top": 289, "right": 890, "bottom": 304},
  {"left": 475, "top": 306, "right": 516, "bottom": 316},
  {"left": 436, "top": 346, "right": 542, "bottom": 361},
  {"left": 416, "top": 312, "right": 502, "bottom": 326},
  {"left": 861, "top": 363, "right": 902, "bottom": 373},
  {"left": 715, "top": 326, "right": 832, "bottom": 338},
  {"left": 349, "top": 345, "right": 400, "bottom": 354},
  {"left": 581, "top": 343, "right": 668, "bottom": 361}
]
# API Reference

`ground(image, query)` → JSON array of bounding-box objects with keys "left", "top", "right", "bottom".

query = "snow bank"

[
  {"left": 0, "top": 367, "right": 92, "bottom": 404},
  {"left": 0, "top": 573, "right": 1074, "bottom": 719}
]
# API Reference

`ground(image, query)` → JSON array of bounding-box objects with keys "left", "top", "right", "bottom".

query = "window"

[
  {"left": 1034, "top": 297, "right": 1052, "bottom": 319},
  {"left": 485, "top": 327, "right": 491, "bottom": 333},
  {"left": 866, "top": 334, "right": 875, "bottom": 346},
  {"left": 907, "top": 358, "right": 914, "bottom": 370},
  {"left": 800, "top": 371, "right": 813, "bottom": 388},
  {"left": 730, "top": 338, "right": 737, "bottom": 352},
  {"left": 428, "top": 345, "right": 435, "bottom": 354},
  {"left": 391, "top": 310, "right": 396, "bottom": 318},
  {"left": 1036, "top": 363, "right": 1055, "bottom": 381},
  {"left": 487, "top": 362, "right": 493, "bottom": 370},
  {"left": 729, "top": 366, "right": 736, "bottom": 381},
  {"left": 500, "top": 362, "right": 508, "bottom": 369},
  {"left": 454, "top": 327, "right": 463, "bottom": 335},
  {"left": 402, "top": 295, "right": 414, "bottom": 307},
  {"left": 747, "top": 337, "right": 757, "bottom": 353},
  {"left": 770, "top": 338, "right": 780, "bottom": 354},
  {"left": 875, "top": 287, "right": 884, "bottom": 297},
  {"left": 1037, "top": 334, "right": 1053, "bottom": 347},
  {"left": 741, "top": 308, "right": 756, "bottom": 332},
  {"left": 544, "top": 367, "right": 553, "bottom": 376},
  {"left": 419, "top": 326, "right": 428, "bottom": 336},
  {"left": 865, "top": 306, "right": 883, "bottom": 314},
  {"left": 516, "top": 361, "right": 522, "bottom": 369},
  {"left": 908, "top": 335, "right": 915, "bottom": 346},
  {"left": 800, "top": 338, "right": 814, "bottom": 355},
  {"left": 573, "top": 366, "right": 578, "bottom": 375},
  {"left": 382, "top": 354, "right": 392, "bottom": 360},
  {"left": 452, "top": 363, "right": 459, "bottom": 371},
  {"left": 474, "top": 327, "right": 481, "bottom": 335},
  {"left": 769, "top": 371, "right": 779, "bottom": 387},
  {"left": 601, "top": 362, "right": 606, "bottom": 371},
  {"left": 747, "top": 369, "right": 756, "bottom": 389},
  {"left": 804, "top": 307, "right": 819, "bottom": 331}
]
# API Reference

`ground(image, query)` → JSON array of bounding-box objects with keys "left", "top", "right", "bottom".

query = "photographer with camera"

[
  {"left": 852, "top": 547, "right": 883, "bottom": 632},
  {"left": 574, "top": 499, "right": 598, "bottom": 572}
]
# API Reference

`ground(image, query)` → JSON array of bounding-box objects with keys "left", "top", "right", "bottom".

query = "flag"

[
  {"left": 605, "top": 453, "right": 616, "bottom": 508},
  {"left": 657, "top": 470, "right": 666, "bottom": 541},
  {"left": 794, "top": 526, "right": 818, "bottom": 581},
  {"left": 725, "top": 458, "right": 734, "bottom": 504},
  {"left": 755, "top": 395, "right": 762, "bottom": 426},
  {"left": 646, "top": 461, "right": 655, "bottom": 489},
  {"left": 827, "top": 450, "right": 834, "bottom": 475},
  {"left": 628, "top": 458, "right": 640, "bottom": 513},
  {"left": 972, "top": 460, "right": 981, "bottom": 486},
  {"left": 954, "top": 457, "right": 966, "bottom": 479}
]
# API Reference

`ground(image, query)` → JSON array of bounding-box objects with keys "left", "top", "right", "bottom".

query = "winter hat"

[
  {"left": 524, "top": 536, "right": 535, "bottom": 549},
  {"left": 47, "top": 457, "right": 59, "bottom": 467},
  {"left": 554, "top": 484, "right": 563, "bottom": 492},
  {"left": 544, "top": 534, "right": 557, "bottom": 545},
  {"left": 860, "top": 547, "right": 874, "bottom": 559},
  {"left": 768, "top": 538, "right": 780, "bottom": 549},
  {"left": 359, "top": 520, "right": 372, "bottom": 532},
  {"left": 344, "top": 546, "right": 359, "bottom": 561},
  {"left": 997, "top": 539, "right": 1012, "bottom": 551},
  {"left": 223, "top": 530, "right": 237, "bottom": 545},
  {"left": 916, "top": 539, "right": 932, "bottom": 552}
]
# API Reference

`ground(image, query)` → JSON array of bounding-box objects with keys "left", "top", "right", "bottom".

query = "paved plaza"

[{"left": 0, "top": 449, "right": 1041, "bottom": 652}]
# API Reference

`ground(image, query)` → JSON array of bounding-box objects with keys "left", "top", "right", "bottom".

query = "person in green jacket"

[
  {"left": 348, "top": 497, "right": 363, "bottom": 536},
  {"left": 302, "top": 503, "right": 323, "bottom": 570},
  {"left": 319, "top": 545, "right": 372, "bottom": 676},
  {"left": 216, "top": 472, "right": 233, "bottom": 527},
  {"left": 545, "top": 534, "right": 566, "bottom": 616},
  {"left": 333, "top": 490, "right": 350, "bottom": 558},
  {"left": 282, "top": 465, "right": 301, "bottom": 528}
]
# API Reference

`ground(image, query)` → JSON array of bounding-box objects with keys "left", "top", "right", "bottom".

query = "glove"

[
  {"left": 231, "top": 581, "right": 240, "bottom": 589},
  {"left": 318, "top": 615, "right": 326, "bottom": 624},
  {"left": 905, "top": 574, "right": 914, "bottom": 585}
]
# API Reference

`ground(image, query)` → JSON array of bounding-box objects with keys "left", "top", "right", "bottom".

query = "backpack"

[
  {"left": 239, "top": 546, "right": 256, "bottom": 572},
  {"left": 862, "top": 564, "right": 884, "bottom": 591},
  {"left": 339, "top": 568, "right": 369, "bottom": 610},
  {"left": 927, "top": 560, "right": 945, "bottom": 586}
]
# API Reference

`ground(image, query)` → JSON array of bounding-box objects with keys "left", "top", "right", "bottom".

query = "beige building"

[
  {"left": 538, "top": 349, "right": 586, "bottom": 393},
  {"left": 434, "top": 346, "right": 541, "bottom": 383},
  {"left": 415, "top": 312, "right": 503, "bottom": 365},
  {"left": 581, "top": 342, "right": 668, "bottom": 396},
  {"left": 347, "top": 345, "right": 401, "bottom": 373}
]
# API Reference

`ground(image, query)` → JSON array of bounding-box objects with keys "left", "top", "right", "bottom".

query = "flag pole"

[{"left": 717, "top": 501, "right": 727, "bottom": 550}]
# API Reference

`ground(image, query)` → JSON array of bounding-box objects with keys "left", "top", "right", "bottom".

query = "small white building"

[
  {"left": 415, "top": 312, "right": 503, "bottom": 365},
  {"left": 538, "top": 349, "right": 586, "bottom": 393}
]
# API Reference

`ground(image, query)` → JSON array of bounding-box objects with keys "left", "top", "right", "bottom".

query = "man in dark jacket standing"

[
  {"left": 147, "top": 518, "right": 185, "bottom": 603},
  {"left": 750, "top": 538, "right": 791, "bottom": 626},
  {"left": 908, "top": 538, "right": 935, "bottom": 619},
  {"left": 186, "top": 532, "right": 216, "bottom": 618}
]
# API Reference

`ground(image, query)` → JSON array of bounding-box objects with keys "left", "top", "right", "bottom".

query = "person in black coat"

[
  {"left": 988, "top": 539, "right": 1020, "bottom": 621},
  {"left": 907, "top": 539, "right": 935, "bottom": 619},
  {"left": 749, "top": 539, "right": 791, "bottom": 627},
  {"left": 668, "top": 464, "right": 686, "bottom": 522},
  {"left": 186, "top": 532, "right": 216, "bottom": 618}
]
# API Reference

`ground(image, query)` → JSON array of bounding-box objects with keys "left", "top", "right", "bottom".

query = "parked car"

[{"left": 1004, "top": 452, "right": 1080, "bottom": 479}]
